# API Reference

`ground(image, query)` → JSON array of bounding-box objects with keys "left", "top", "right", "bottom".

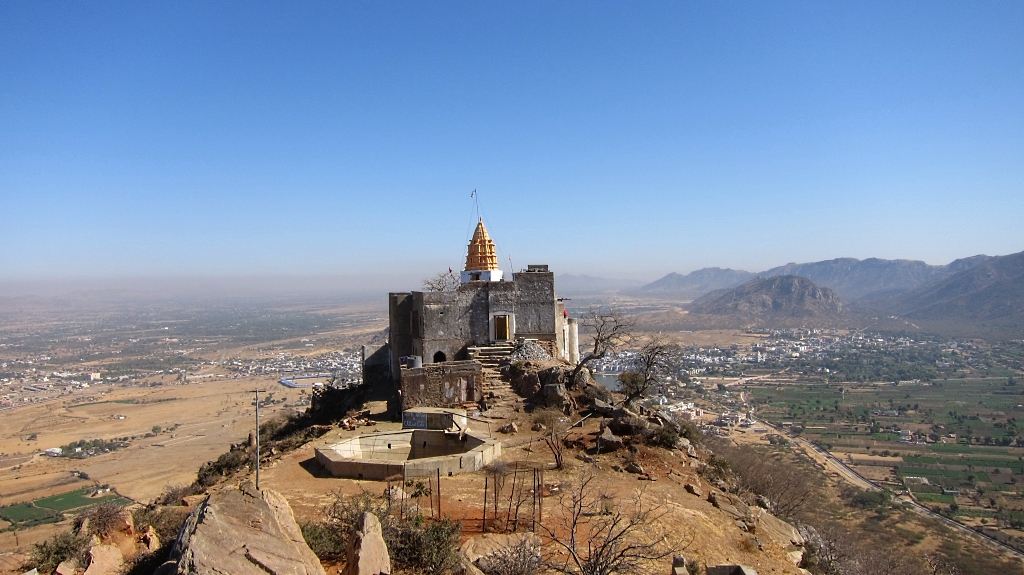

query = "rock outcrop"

[
  {"left": 83, "top": 544, "right": 123, "bottom": 575},
  {"left": 342, "top": 512, "right": 391, "bottom": 575},
  {"left": 157, "top": 482, "right": 326, "bottom": 575}
]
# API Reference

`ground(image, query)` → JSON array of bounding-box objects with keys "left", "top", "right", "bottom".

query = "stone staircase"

[
  {"left": 467, "top": 341, "right": 515, "bottom": 370},
  {"left": 466, "top": 342, "right": 518, "bottom": 414}
]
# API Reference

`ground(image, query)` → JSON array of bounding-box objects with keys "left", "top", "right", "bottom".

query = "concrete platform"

[{"left": 314, "top": 429, "right": 501, "bottom": 480}]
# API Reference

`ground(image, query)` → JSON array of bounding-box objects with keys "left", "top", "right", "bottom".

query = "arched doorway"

[{"left": 433, "top": 351, "right": 447, "bottom": 363}]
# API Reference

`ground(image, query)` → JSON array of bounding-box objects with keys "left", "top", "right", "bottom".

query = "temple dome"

[{"left": 465, "top": 218, "right": 500, "bottom": 272}]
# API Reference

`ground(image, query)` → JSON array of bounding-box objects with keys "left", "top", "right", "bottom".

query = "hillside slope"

[
  {"left": 890, "top": 250, "right": 1024, "bottom": 326},
  {"left": 688, "top": 275, "right": 844, "bottom": 324}
]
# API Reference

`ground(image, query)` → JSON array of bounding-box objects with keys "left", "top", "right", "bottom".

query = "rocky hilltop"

[{"left": 687, "top": 276, "right": 843, "bottom": 325}]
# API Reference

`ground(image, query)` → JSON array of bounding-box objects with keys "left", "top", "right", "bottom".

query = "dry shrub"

[
  {"left": 79, "top": 501, "right": 125, "bottom": 537},
  {"left": 131, "top": 504, "right": 191, "bottom": 542},
  {"left": 300, "top": 489, "right": 462, "bottom": 574},
  {"left": 30, "top": 531, "right": 90, "bottom": 574},
  {"left": 480, "top": 538, "right": 542, "bottom": 575}
]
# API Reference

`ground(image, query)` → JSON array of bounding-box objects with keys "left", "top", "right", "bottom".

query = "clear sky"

[{"left": 2, "top": 2, "right": 1023, "bottom": 290}]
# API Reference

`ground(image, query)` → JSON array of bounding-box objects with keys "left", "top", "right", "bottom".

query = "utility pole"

[{"left": 250, "top": 389, "right": 266, "bottom": 490}]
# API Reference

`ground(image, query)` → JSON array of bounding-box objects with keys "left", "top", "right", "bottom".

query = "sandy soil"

[
  {"left": 0, "top": 375, "right": 304, "bottom": 506},
  {"left": 257, "top": 408, "right": 805, "bottom": 575},
  {"left": 0, "top": 374, "right": 305, "bottom": 556}
]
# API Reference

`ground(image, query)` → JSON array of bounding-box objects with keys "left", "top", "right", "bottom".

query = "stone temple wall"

[{"left": 400, "top": 360, "right": 482, "bottom": 410}]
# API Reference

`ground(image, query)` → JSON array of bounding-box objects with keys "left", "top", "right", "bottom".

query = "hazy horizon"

[{"left": 1, "top": 247, "right": 1016, "bottom": 301}]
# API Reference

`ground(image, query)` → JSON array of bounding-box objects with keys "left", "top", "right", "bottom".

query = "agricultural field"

[
  {"left": 0, "top": 487, "right": 130, "bottom": 531},
  {"left": 745, "top": 375, "right": 1024, "bottom": 548}
]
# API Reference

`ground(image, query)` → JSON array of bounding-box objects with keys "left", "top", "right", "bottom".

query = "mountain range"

[
  {"left": 632, "top": 255, "right": 995, "bottom": 301},
  {"left": 887, "top": 251, "right": 1024, "bottom": 327},
  {"left": 561, "top": 251, "right": 1024, "bottom": 333}
]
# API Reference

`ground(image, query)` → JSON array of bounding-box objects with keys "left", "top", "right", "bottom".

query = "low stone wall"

[{"left": 315, "top": 430, "right": 501, "bottom": 480}]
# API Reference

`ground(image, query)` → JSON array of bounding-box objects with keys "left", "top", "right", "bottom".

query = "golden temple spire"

[{"left": 465, "top": 218, "right": 500, "bottom": 271}]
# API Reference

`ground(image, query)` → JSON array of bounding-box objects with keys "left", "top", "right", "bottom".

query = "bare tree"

[
  {"left": 543, "top": 433, "right": 566, "bottom": 470},
  {"left": 540, "top": 468, "right": 672, "bottom": 575},
  {"left": 422, "top": 270, "right": 460, "bottom": 292},
  {"left": 721, "top": 445, "right": 818, "bottom": 520},
  {"left": 618, "top": 337, "right": 669, "bottom": 408},
  {"left": 924, "top": 554, "right": 962, "bottom": 575},
  {"left": 535, "top": 409, "right": 569, "bottom": 469},
  {"left": 800, "top": 522, "right": 854, "bottom": 575},
  {"left": 485, "top": 461, "right": 512, "bottom": 520},
  {"left": 571, "top": 310, "right": 633, "bottom": 385}
]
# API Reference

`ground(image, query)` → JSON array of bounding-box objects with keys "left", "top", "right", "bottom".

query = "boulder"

[
  {"left": 625, "top": 461, "right": 644, "bottom": 474},
  {"left": 754, "top": 511, "right": 805, "bottom": 548},
  {"left": 538, "top": 366, "right": 569, "bottom": 388},
  {"left": 596, "top": 427, "right": 624, "bottom": 452},
  {"left": 684, "top": 483, "right": 703, "bottom": 497},
  {"left": 591, "top": 399, "right": 615, "bottom": 417},
  {"left": 541, "top": 384, "right": 570, "bottom": 408},
  {"left": 708, "top": 492, "right": 751, "bottom": 522},
  {"left": 686, "top": 443, "right": 698, "bottom": 458},
  {"left": 498, "top": 422, "right": 519, "bottom": 434},
  {"left": 342, "top": 512, "right": 391, "bottom": 575},
  {"left": 531, "top": 422, "right": 546, "bottom": 432},
  {"left": 55, "top": 559, "right": 78, "bottom": 575},
  {"left": 608, "top": 414, "right": 649, "bottom": 436},
  {"left": 787, "top": 550, "right": 804, "bottom": 565},
  {"left": 510, "top": 369, "right": 542, "bottom": 397},
  {"left": 143, "top": 525, "right": 161, "bottom": 553},
  {"left": 163, "top": 482, "right": 326, "bottom": 575},
  {"left": 84, "top": 544, "right": 124, "bottom": 575}
]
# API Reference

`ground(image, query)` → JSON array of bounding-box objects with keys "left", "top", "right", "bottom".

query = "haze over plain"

[{"left": 1, "top": 2, "right": 1022, "bottom": 294}]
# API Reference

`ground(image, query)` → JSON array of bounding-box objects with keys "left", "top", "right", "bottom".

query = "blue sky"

[{"left": 2, "top": 2, "right": 1022, "bottom": 289}]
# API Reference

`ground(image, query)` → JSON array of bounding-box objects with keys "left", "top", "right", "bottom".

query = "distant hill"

[
  {"left": 687, "top": 276, "right": 844, "bottom": 324},
  {"left": 635, "top": 255, "right": 993, "bottom": 301},
  {"left": 555, "top": 274, "right": 644, "bottom": 296},
  {"left": 886, "top": 250, "right": 1024, "bottom": 327},
  {"left": 632, "top": 268, "right": 756, "bottom": 299}
]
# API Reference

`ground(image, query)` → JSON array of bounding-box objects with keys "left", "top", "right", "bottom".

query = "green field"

[
  {"left": 914, "top": 492, "right": 955, "bottom": 504},
  {"left": 34, "top": 488, "right": 128, "bottom": 512},
  {"left": 0, "top": 488, "right": 131, "bottom": 531},
  {"left": 0, "top": 503, "right": 57, "bottom": 523},
  {"left": 749, "top": 377, "right": 1024, "bottom": 490}
]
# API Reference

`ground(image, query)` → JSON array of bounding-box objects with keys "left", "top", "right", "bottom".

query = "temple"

[{"left": 363, "top": 219, "right": 579, "bottom": 412}]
